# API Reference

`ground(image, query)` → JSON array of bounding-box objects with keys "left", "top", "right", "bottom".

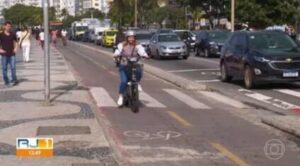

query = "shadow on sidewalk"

[{"left": 50, "top": 81, "right": 89, "bottom": 103}]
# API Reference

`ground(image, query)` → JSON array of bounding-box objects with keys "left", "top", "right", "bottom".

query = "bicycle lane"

[{"left": 56, "top": 42, "right": 300, "bottom": 166}]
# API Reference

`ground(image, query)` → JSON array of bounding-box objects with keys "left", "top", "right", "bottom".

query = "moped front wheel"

[{"left": 131, "top": 85, "right": 139, "bottom": 113}]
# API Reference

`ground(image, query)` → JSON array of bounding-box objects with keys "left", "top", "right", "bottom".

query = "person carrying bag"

[{"left": 19, "top": 27, "right": 31, "bottom": 63}]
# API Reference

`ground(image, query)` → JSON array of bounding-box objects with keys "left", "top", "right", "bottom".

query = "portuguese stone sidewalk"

[{"left": 0, "top": 41, "right": 118, "bottom": 166}]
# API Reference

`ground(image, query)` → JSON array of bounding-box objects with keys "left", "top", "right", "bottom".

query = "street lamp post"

[
  {"left": 231, "top": 0, "right": 235, "bottom": 32},
  {"left": 43, "top": 0, "right": 50, "bottom": 104},
  {"left": 134, "top": 0, "right": 138, "bottom": 27}
]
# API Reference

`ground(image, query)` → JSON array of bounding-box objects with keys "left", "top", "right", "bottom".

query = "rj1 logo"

[{"left": 16, "top": 138, "right": 53, "bottom": 157}]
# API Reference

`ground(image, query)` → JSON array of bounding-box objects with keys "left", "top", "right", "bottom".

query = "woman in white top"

[
  {"left": 39, "top": 29, "right": 45, "bottom": 49},
  {"left": 113, "top": 30, "right": 149, "bottom": 106},
  {"left": 19, "top": 26, "right": 31, "bottom": 63}
]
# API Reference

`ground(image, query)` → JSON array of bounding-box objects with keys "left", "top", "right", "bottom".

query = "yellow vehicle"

[{"left": 101, "top": 29, "right": 118, "bottom": 47}]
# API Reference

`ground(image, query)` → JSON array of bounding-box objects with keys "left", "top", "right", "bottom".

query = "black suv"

[
  {"left": 220, "top": 31, "right": 300, "bottom": 89},
  {"left": 195, "top": 30, "right": 230, "bottom": 57}
]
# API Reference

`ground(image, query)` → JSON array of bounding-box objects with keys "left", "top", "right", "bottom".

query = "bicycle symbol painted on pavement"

[{"left": 124, "top": 130, "right": 182, "bottom": 141}]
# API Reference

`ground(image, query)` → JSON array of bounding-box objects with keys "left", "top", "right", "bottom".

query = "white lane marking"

[
  {"left": 195, "top": 79, "right": 220, "bottom": 83},
  {"left": 200, "top": 91, "right": 248, "bottom": 109},
  {"left": 167, "top": 68, "right": 219, "bottom": 73},
  {"left": 163, "top": 89, "right": 211, "bottom": 109},
  {"left": 140, "top": 91, "right": 166, "bottom": 108},
  {"left": 122, "top": 145, "right": 223, "bottom": 163},
  {"left": 239, "top": 89, "right": 299, "bottom": 110},
  {"left": 90, "top": 87, "right": 117, "bottom": 107},
  {"left": 276, "top": 89, "right": 300, "bottom": 99},
  {"left": 123, "top": 130, "right": 181, "bottom": 141},
  {"left": 245, "top": 93, "right": 272, "bottom": 101}
]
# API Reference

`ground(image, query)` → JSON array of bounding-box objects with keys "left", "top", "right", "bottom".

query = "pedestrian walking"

[
  {"left": 16, "top": 28, "right": 22, "bottom": 42},
  {"left": 0, "top": 21, "right": 18, "bottom": 86},
  {"left": 35, "top": 27, "right": 40, "bottom": 40},
  {"left": 61, "top": 29, "right": 68, "bottom": 46},
  {"left": 19, "top": 26, "right": 31, "bottom": 63},
  {"left": 51, "top": 29, "right": 58, "bottom": 47},
  {"left": 39, "top": 29, "right": 45, "bottom": 49}
]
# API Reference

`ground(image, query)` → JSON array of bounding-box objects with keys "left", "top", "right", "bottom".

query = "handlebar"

[{"left": 114, "top": 55, "right": 148, "bottom": 67}]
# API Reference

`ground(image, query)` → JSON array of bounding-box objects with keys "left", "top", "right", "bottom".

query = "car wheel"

[
  {"left": 156, "top": 50, "right": 162, "bottom": 60},
  {"left": 183, "top": 55, "right": 188, "bottom": 60},
  {"left": 195, "top": 47, "right": 200, "bottom": 56},
  {"left": 244, "top": 65, "right": 255, "bottom": 89},
  {"left": 220, "top": 62, "right": 233, "bottom": 82},
  {"left": 147, "top": 48, "right": 152, "bottom": 58}
]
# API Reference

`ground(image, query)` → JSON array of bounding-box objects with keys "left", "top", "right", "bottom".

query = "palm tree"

[
  {"left": 191, "top": 7, "right": 202, "bottom": 30},
  {"left": 61, "top": 8, "right": 69, "bottom": 20}
]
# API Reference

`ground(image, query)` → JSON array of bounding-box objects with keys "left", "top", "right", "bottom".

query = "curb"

[{"left": 261, "top": 115, "right": 300, "bottom": 138}]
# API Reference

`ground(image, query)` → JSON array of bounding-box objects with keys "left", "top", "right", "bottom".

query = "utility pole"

[
  {"left": 231, "top": 0, "right": 235, "bottom": 32},
  {"left": 43, "top": 0, "right": 50, "bottom": 104},
  {"left": 134, "top": 0, "right": 138, "bottom": 27}
]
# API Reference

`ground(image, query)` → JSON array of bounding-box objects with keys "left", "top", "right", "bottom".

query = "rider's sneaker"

[
  {"left": 117, "top": 95, "right": 124, "bottom": 107},
  {"left": 138, "top": 84, "right": 143, "bottom": 92}
]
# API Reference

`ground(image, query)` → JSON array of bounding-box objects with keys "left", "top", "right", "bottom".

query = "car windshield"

[
  {"left": 76, "top": 26, "right": 88, "bottom": 31},
  {"left": 175, "top": 31, "right": 190, "bottom": 40},
  {"left": 136, "top": 33, "right": 152, "bottom": 40},
  {"left": 208, "top": 31, "right": 229, "bottom": 42},
  {"left": 249, "top": 33, "right": 297, "bottom": 51},
  {"left": 158, "top": 35, "right": 180, "bottom": 42},
  {"left": 106, "top": 31, "right": 117, "bottom": 36}
]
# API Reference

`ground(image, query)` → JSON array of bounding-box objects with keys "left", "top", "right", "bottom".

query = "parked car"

[
  {"left": 220, "top": 31, "right": 300, "bottom": 89},
  {"left": 195, "top": 30, "right": 230, "bottom": 57},
  {"left": 173, "top": 30, "right": 196, "bottom": 50},
  {"left": 135, "top": 31, "right": 153, "bottom": 50},
  {"left": 148, "top": 33, "right": 189, "bottom": 60}
]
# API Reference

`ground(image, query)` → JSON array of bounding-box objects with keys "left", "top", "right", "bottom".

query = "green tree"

[
  {"left": 177, "top": 0, "right": 300, "bottom": 29},
  {"left": 80, "top": 8, "right": 105, "bottom": 20},
  {"left": 109, "top": 0, "right": 186, "bottom": 28},
  {"left": 3, "top": 4, "right": 57, "bottom": 26},
  {"left": 176, "top": 0, "right": 228, "bottom": 28},
  {"left": 60, "top": 8, "right": 69, "bottom": 20},
  {"left": 236, "top": 0, "right": 300, "bottom": 28}
]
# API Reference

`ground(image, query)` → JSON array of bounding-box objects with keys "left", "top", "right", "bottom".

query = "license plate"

[
  {"left": 171, "top": 50, "right": 180, "bottom": 53},
  {"left": 283, "top": 71, "right": 299, "bottom": 77}
]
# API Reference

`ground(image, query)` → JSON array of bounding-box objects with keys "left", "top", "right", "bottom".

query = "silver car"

[
  {"left": 148, "top": 33, "right": 189, "bottom": 60},
  {"left": 135, "top": 31, "right": 153, "bottom": 49}
]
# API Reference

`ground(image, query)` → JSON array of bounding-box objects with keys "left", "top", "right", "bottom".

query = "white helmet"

[{"left": 125, "top": 30, "right": 136, "bottom": 37}]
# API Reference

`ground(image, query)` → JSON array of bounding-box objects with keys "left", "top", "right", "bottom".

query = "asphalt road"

[
  {"left": 87, "top": 42, "right": 300, "bottom": 116},
  {"left": 56, "top": 40, "right": 300, "bottom": 166}
]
